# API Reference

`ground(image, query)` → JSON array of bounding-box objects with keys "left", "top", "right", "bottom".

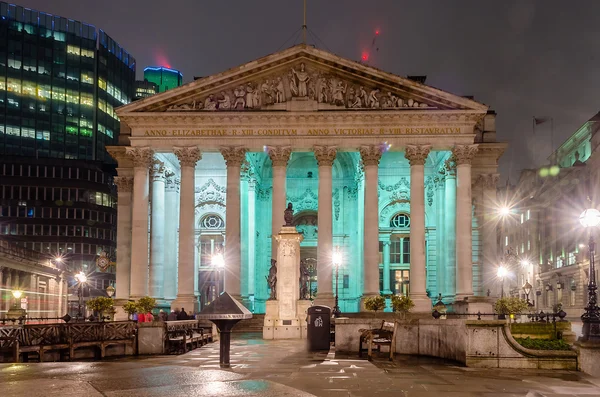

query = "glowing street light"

[
  {"left": 499, "top": 207, "right": 511, "bottom": 216},
  {"left": 12, "top": 290, "right": 23, "bottom": 300},
  {"left": 74, "top": 271, "right": 87, "bottom": 319},
  {"left": 520, "top": 259, "right": 531, "bottom": 268},
  {"left": 497, "top": 266, "right": 508, "bottom": 298},
  {"left": 212, "top": 252, "right": 225, "bottom": 298},
  {"left": 332, "top": 246, "right": 343, "bottom": 318},
  {"left": 579, "top": 208, "right": 600, "bottom": 341}
]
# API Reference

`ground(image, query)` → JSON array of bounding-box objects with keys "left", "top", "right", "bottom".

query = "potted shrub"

[
  {"left": 136, "top": 296, "right": 157, "bottom": 316},
  {"left": 85, "top": 297, "right": 114, "bottom": 321},
  {"left": 494, "top": 297, "right": 528, "bottom": 322},
  {"left": 123, "top": 301, "right": 138, "bottom": 320},
  {"left": 391, "top": 295, "right": 414, "bottom": 320},
  {"left": 364, "top": 295, "right": 386, "bottom": 312}
]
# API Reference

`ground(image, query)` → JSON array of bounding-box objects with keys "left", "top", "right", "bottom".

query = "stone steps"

[{"left": 233, "top": 314, "right": 265, "bottom": 332}]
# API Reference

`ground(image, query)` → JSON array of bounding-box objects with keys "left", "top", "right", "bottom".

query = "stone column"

[
  {"left": 479, "top": 173, "right": 500, "bottom": 295},
  {"left": 435, "top": 173, "right": 446, "bottom": 299},
  {"left": 444, "top": 162, "right": 457, "bottom": 301},
  {"left": 382, "top": 241, "right": 392, "bottom": 294},
  {"left": 247, "top": 179, "right": 256, "bottom": 301},
  {"left": 360, "top": 145, "right": 383, "bottom": 300},
  {"left": 405, "top": 145, "right": 432, "bottom": 311},
  {"left": 149, "top": 159, "right": 166, "bottom": 299},
  {"left": 267, "top": 146, "right": 292, "bottom": 259},
  {"left": 221, "top": 146, "right": 247, "bottom": 299},
  {"left": 125, "top": 147, "right": 154, "bottom": 299},
  {"left": 453, "top": 145, "right": 478, "bottom": 300},
  {"left": 314, "top": 145, "right": 337, "bottom": 305},
  {"left": 57, "top": 275, "right": 64, "bottom": 316},
  {"left": 114, "top": 175, "right": 133, "bottom": 300},
  {"left": 173, "top": 146, "right": 202, "bottom": 311},
  {"left": 163, "top": 172, "right": 180, "bottom": 301}
]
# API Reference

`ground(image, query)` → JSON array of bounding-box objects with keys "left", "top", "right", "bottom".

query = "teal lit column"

[
  {"left": 435, "top": 172, "right": 445, "bottom": 299},
  {"left": 453, "top": 145, "right": 478, "bottom": 300},
  {"left": 382, "top": 241, "right": 391, "bottom": 294},
  {"left": 444, "top": 161, "right": 456, "bottom": 301}
]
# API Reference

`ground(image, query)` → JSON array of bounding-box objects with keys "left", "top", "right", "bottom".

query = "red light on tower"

[
  {"left": 375, "top": 29, "right": 380, "bottom": 35},
  {"left": 362, "top": 52, "right": 369, "bottom": 62}
]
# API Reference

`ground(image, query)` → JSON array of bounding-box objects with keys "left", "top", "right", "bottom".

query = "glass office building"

[
  {"left": 134, "top": 79, "right": 158, "bottom": 100},
  {"left": 0, "top": 2, "right": 136, "bottom": 162},
  {"left": 143, "top": 66, "right": 182, "bottom": 92}
]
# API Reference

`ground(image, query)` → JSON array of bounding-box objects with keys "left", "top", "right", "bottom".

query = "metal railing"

[{"left": 0, "top": 314, "right": 110, "bottom": 326}]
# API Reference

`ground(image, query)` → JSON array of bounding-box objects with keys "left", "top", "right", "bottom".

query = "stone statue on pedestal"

[
  {"left": 266, "top": 259, "right": 277, "bottom": 300},
  {"left": 284, "top": 202, "right": 294, "bottom": 226},
  {"left": 299, "top": 259, "right": 310, "bottom": 300}
]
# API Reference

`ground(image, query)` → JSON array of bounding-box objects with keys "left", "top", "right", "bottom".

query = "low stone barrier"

[{"left": 335, "top": 317, "right": 578, "bottom": 370}]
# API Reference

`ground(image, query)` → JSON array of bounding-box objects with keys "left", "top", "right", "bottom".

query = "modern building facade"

[
  {"left": 0, "top": 1, "right": 136, "bottom": 161},
  {"left": 0, "top": 2, "right": 134, "bottom": 317},
  {"left": 497, "top": 111, "right": 600, "bottom": 316},
  {"left": 109, "top": 45, "right": 505, "bottom": 315},
  {"left": 143, "top": 66, "right": 182, "bottom": 93},
  {"left": 134, "top": 79, "right": 158, "bottom": 100}
]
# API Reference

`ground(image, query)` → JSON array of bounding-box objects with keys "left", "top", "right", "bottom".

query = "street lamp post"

[
  {"left": 332, "top": 246, "right": 342, "bottom": 318},
  {"left": 212, "top": 251, "right": 225, "bottom": 299},
  {"left": 74, "top": 271, "right": 87, "bottom": 319},
  {"left": 522, "top": 280, "right": 533, "bottom": 306},
  {"left": 497, "top": 266, "right": 507, "bottom": 298},
  {"left": 579, "top": 208, "right": 600, "bottom": 341}
]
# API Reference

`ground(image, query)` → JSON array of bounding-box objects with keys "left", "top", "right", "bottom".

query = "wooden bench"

[
  {"left": 359, "top": 320, "right": 398, "bottom": 361},
  {"left": 165, "top": 320, "right": 212, "bottom": 354}
]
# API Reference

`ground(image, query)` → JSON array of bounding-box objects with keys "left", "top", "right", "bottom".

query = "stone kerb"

[{"left": 465, "top": 320, "right": 578, "bottom": 370}]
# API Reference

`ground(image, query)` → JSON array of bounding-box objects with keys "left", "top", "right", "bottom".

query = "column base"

[
  {"left": 411, "top": 295, "right": 433, "bottom": 313},
  {"left": 381, "top": 290, "right": 393, "bottom": 296},
  {"left": 113, "top": 299, "right": 131, "bottom": 321},
  {"left": 313, "top": 292, "right": 334, "bottom": 310},
  {"left": 171, "top": 295, "right": 199, "bottom": 314}
]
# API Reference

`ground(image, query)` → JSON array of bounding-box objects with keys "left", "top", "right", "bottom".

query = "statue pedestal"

[{"left": 262, "top": 226, "right": 304, "bottom": 339}]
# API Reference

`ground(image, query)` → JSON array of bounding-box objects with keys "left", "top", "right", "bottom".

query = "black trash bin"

[{"left": 306, "top": 305, "right": 331, "bottom": 351}]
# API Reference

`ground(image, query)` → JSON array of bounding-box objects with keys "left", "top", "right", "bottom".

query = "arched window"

[
  {"left": 390, "top": 213, "right": 410, "bottom": 228},
  {"left": 200, "top": 214, "right": 224, "bottom": 230}
]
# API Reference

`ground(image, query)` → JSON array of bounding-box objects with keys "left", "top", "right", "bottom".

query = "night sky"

[{"left": 15, "top": 0, "right": 600, "bottom": 181}]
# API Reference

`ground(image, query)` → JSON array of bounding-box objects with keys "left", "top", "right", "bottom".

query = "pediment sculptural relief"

[{"left": 167, "top": 62, "right": 435, "bottom": 112}]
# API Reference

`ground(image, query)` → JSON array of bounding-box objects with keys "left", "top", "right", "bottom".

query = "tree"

[
  {"left": 364, "top": 296, "right": 386, "bottom": 312},
  {"left": 136, "top": 296, "right": 157, "bottom": 314},
  {"left": 123, "top": 301, "right": 138, "bottom": 319},
  {"left": 494, "top": 297, "right": 529, "bottom": 322},
  {"left": 391, "top": 295, "right": 414, "bottom": 320},
  {"left": 86, "top": 297, "right": 114, "bottom": 320}
]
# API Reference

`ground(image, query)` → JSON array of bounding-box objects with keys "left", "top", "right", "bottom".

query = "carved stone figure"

[
  {"left": 332, "top": 81, "right": 346, "bottom": 106},
  {"left": 299, "top": 259, "right": 310, "bottom": 300},
  {"left": 204, "top": 94, "right": 217, "bottom": 110},
  {"left": 369, "top": 89, "right": 380, "bottom": 108},
  {"left": 275, "top": 77, "right": 285, "bottom": 103},
  {"left": 261, "top": 79, "right": 274, "bottom": 104},
  {"left": 218, "top": 91, "right": 231, "bottom": 110},
  {"left": 318, "top": 81, "right": 328, "bottom": 103},
  {"left": 245, "top": 83, "right": 255, "bottom": 109},
  {"left": 266, "top": 259, "right": 277, "bottom": 300},
  {"left": 233, "top": 85, "right": 246, "bottom": 109},
  {"left": 358, "top": 86, "right": 368, "bottom": 107},
  {"left": 284, "top": 202, "right": 294, "bottom": 226},
  {"left": 288, "top": 72, "right": 298, "bottom": 96},
  {"left": 291, "top": 62, "right": 310, "bottom": 97}
]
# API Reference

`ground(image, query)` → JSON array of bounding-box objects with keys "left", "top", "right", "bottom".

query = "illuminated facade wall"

[
  {"left": 134, "top": 80, "right": 158, "bottom": 100},
  {"left": 0, "top": 2, "right": 135, "bottom": 161},
  {"left": 143, "top": 67, "right": 182, "bottom": 93}
]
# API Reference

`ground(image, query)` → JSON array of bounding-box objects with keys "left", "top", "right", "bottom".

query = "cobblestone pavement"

[{"left": 1, "top": 333, "right": 599, "bottom": 396}]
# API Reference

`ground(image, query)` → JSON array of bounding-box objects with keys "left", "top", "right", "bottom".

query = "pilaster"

[
  {"left": 149, "top": 159, "right": 166, "bottom": 300},
  {"left": 114, "top": 175, "right": 133, "bottom": 300}
]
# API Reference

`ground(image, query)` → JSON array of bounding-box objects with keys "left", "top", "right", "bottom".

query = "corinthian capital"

[
  {"left": 452, "top": 145, "right": 478, "bottom": 165},
  {"left": 359, "top": 145, "right": 383, "bottom": 166},
  {"left": 313, "top": 145, "right": 337, "bottom": 166},
  {"left": 267, "top": 146, "right": 292, "bottom": 167},
  {"left": 125, "top": 147, "right": 154, "bottom": 168},
  {"left": 151, "top": 159, "right": 166, "bottom": 181},
  {"left": 174, "top": 146, "right": 202, "bottom": 167},
  {"left": 477, "top": 173, "right": 500, "bottom": 189},
  {"left": 220, "top": 146, "right": 248, "bottom": 166},
  {"left": 404, "top": 145, "right": 432, "bottom": 166},
  {"left": 114, "top": 176, "right": 133, "bottom": 193}
]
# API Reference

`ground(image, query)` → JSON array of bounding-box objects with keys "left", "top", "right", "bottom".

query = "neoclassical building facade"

[{"left": 108, "top": 45, "right": 505, "bottom": 314}]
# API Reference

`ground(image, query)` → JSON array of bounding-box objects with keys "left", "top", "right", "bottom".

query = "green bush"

[
  {"left": 514, "top": 337, "right": 571, "bottom": 351},
  {"left": 494, "top": 297, "right": 529, "bottom": 316},
  {"left": 136, "top": 296, "right": 157, "bottom": 314},
  {"left": 391, "top": 295, "right": 414, "bottom": 318},
  {"left": 123, "top": 301, "right": 138, "bottom": 316},
  {"left": 364, "top": 295, "right": 386, "bottom": 312},
  {"left": 86, "top": 297, "right": 114, "bottom": 317}
]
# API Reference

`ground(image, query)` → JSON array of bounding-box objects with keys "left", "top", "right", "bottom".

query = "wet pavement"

[{"left": 1, "top": 332, "right": 599, "bottom": 396}]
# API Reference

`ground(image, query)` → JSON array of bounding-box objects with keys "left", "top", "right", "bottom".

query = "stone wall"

[{"left": 335, "top": 317, "right": 578, "bottom": 370}]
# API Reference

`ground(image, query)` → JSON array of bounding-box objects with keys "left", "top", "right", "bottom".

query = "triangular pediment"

[{"left": 118, "top": 44, "right": 487, "bottom": 115}]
